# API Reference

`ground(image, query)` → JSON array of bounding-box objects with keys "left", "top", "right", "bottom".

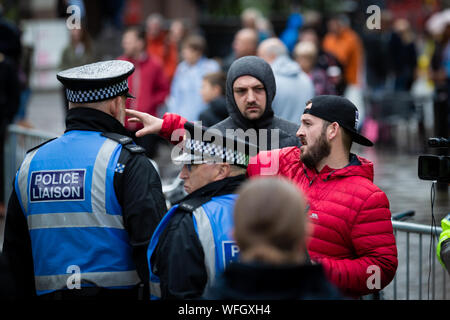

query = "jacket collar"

[
  {"left": 302, "top": 153, "right": 374, "bottom": 182},
  {"left": 179, "top": 174, "right": 246, "bottom": 204},
  {"left": 65, "top": 107, "right": 132, "bottom": 137}
]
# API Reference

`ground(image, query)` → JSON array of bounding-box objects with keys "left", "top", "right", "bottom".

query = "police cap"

[{"left": 56, "top": 60, "right": 135, "bottom": 103}]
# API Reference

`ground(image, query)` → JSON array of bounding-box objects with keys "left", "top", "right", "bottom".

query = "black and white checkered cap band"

[
  {"left": 65, "top": 79, "right": 129, "bottom": 103},
  {"left": 185, "top": 138, "right": 249, "bottom": 166}
]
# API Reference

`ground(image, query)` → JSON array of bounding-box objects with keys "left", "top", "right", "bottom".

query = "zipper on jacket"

[
  {"left": 304, "top": 168, "right": 316, "bottom": 186},
  {"left": 323, "top": 170, "right": 335, "bottom": 182}
]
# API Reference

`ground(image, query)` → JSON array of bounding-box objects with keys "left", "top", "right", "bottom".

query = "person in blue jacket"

[
  {"left": 1, "top": 60, "right": 167, "bottom": 299},
  {"left": 147, "top": 122, "right": 255, "bottom": 299},
  {"left": 280, "top": 12, "right": 303, "bottom": 54}
]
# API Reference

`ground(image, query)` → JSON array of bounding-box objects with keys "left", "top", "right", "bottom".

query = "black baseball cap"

[{"left": 303, "top": 95, "right": 373, "bottom": 147}]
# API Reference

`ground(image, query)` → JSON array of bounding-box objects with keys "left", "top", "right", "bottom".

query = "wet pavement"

[{"left": 1, "top": 90, "right": 449, "bottom": 299}]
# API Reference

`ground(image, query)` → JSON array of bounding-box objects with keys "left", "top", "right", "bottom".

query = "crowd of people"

[
  {"left": 53, "top": 6, "right": 449, "bottom": 132},
  {"left": 0, "top": 3, "right": 449, "bottom": 302}
]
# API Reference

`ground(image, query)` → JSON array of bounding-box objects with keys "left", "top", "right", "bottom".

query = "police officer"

[
  {"left": 437, "top": 214, "right": 450, "bottom": 274},
  {"left": 147, "top": 122, "right": 254, "bottom": 299},
  {"left": 1, "top": 60, "right": 167, "bottom": 299}
]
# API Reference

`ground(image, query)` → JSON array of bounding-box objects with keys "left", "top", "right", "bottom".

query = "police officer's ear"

[
  {"left": 215, "top": 163, "right": 231, "bottom": 180},
  {"left": 109, "top": 96, "right": 126, "bottom": 125}
]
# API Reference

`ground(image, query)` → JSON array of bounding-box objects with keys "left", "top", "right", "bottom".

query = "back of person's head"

[
  {"left": 146, "top": 13, "right": 165, "bottom": 37},
  {"left": 241, "top": 7, "right": 263, "bottom": 29},
  {"left": 233, "top": 28, "right": 259, "bottom": 57},
  {"left": 293, "top": 40, "right": 318, "bottom": 73},
  {"left": 299, "top": 26, "right": 321, "bottom": 45},
  {"left": 233, "top": 177, "right": 309, "bottom": 265},
  {"left": 294, "top": 41, "right": 317, "bottom": 58},
  {"left": 257, "top": 37, "right": 288, "bottom": 63},
  {"left": 327, "top": 14, "right": 350, "bottom": 34}
]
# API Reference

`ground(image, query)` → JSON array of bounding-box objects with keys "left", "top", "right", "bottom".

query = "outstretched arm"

[
  {"left": 126, "top": 110, "right": 187, "bottom": 144},
  {"left": 126, "top": 109, "right": 164, "bottom": 137}
]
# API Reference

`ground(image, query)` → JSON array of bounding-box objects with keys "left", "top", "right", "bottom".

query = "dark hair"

[
  {"left": 125, "top": 25, "right": 147, "bottom": 44},
  {"left": 322, "top": 120, "right": 353, "bottom": 152},
  {"left": 341, "top": 128, "right": 353, "bottom": 152},
  {"left": 182, "top": 34, "right": 206, "bottom": 54},
  {"left": 203, "top": 71, "right": 226, "bottom": 95}
]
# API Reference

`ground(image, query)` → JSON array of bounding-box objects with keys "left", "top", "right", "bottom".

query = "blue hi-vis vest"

[
  {"left": 15, "top": 130, "right": 140, "bottom": 295},
  {"left": 147, "top": 194, "right": 240, "bottom": 299}
]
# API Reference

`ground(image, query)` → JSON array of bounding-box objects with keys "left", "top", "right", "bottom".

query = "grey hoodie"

[
  {"left": 212, "top": 56, "right": 300, "bottom": 151},
  {"left": 271, "top": 55, "right": 315, "bottom": 122}
]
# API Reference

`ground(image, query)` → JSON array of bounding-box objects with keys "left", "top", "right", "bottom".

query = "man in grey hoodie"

[
  {"left": 258, "top": 38, "right": 315, "bottom": 122},
  {"left": 212, "top": 55, "right": 300, "bottom": 150}
]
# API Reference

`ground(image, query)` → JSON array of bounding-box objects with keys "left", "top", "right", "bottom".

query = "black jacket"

[
  {"left": 198, "top": 96, "right": 228, "bottom": 127},
  {"left": 1, "top": 107, "right": 167, "bottom": 299},
  {"left": 151, "top": 174, "right": 246, "bottom": 300},
  {"left": 204, "top": 262, "right": 343, "bottom": 300}
]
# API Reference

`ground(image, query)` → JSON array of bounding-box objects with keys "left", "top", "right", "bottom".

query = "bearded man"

[
  {"left": 124, "top": 95, "right": 398, "bottom": 299},
  {"left": 247, "top": 95, "right": 397, "bottom": 298}
]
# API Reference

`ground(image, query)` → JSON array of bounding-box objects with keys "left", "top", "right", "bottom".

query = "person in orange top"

[
  {"left": 322, "top": 15, "right": 363, "bottom": 86},
  {"left": 145, "top": 13, "right": 179, "bottom": 83}
]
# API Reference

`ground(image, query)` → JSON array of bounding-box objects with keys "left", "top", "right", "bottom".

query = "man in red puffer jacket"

[
  {"left": 246, "top": 95, "right": 397, "bottom": 298},
  {"left": 125, "top": 95, "right": 398, "bottom": 298}
]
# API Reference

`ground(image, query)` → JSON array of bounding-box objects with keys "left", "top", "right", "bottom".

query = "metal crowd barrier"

[
  {"left": 3, "top": 124, "right": 57, "bottom": 203},
  {"left": 382, "top": 217, "right": 448, "bottom": 300}
]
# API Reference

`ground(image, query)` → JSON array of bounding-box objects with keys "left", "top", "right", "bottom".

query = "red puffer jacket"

[{"left": 247, "top": 147, "right": 398, "bottom": 298}]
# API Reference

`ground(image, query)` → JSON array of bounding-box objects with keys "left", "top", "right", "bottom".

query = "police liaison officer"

[
  {"left": 1, "top": 60, "right": 167, "bottom": 299},
  {"left": 146, "top": 122, "right": 254, "bottom": 299}
]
